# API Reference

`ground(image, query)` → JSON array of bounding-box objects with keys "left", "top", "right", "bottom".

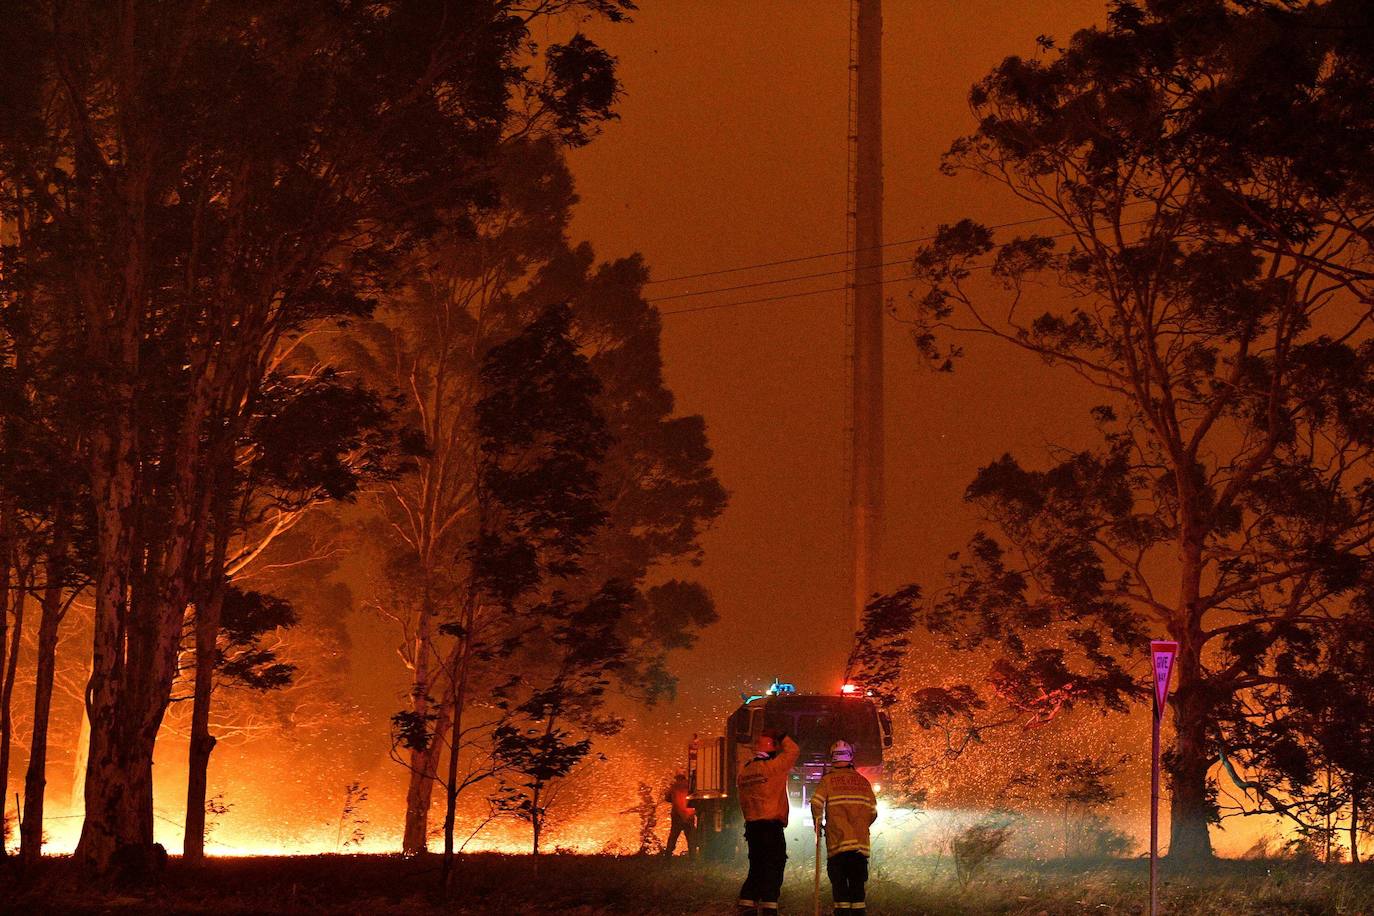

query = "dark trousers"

[
  {"left": 739, "top": 819, "right": 787, "bottom": 907},
  {"left": 666, "top": 815, "right": 697, "bottom": 856},
  {"left": 826, "top": 851, "right": 869, "bottom": 908}
]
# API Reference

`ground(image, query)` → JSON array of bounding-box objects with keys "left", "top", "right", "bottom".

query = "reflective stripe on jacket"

[
  {"left": 810, "top": 765, "right": 877, "bottom": 857},
  {"left": 737, "top": 736, "right": 801, "bottom": 824}
]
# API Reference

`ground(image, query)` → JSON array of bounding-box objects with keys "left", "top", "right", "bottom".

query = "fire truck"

[{"left": 686, "top": 680, "right": 892, "bottom": 860}]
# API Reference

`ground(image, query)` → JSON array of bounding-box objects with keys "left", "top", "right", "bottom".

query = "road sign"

[
  {"left": 1148, "top": 639, "right": 1179, "bottom": 916},
  {"left": 1151, "top": 641, "right": 1178, "bottom": 713}
]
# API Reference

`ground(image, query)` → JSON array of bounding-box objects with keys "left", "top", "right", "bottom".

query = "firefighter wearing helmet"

[
  {"left": 810, "top": 740, "right": 878, "bottom": 913},
  {"left": 735, "top": 729, "right": 800, "bottom": 913}
]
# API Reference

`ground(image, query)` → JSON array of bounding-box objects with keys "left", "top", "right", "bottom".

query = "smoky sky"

[{"left": 567, "top": 1, "right": 1109, "bottom": 707}]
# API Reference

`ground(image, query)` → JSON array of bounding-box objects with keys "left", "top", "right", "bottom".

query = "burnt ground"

[{"left": 3, "top": 852, "right": 1373, "bottom": 914}]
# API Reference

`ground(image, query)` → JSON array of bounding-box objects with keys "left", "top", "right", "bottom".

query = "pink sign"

[{"left": 1151, "top": 640, "right": 1178, "bottom": 711}]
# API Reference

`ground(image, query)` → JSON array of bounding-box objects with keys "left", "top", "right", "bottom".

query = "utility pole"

[{"left": 847, "top": 0, "right": 883, "bottom": 628}]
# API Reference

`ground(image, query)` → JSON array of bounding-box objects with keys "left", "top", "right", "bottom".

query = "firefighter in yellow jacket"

[
  {"left": 810, "top": 740, "right": 877, "bottom": 913},
  {"left": 736, "top": 729, "right": 800, "bottom": 913}
]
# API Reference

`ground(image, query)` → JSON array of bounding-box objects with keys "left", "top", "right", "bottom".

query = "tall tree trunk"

[
  {"left": 1351, "top": 786, "right": 1361, "bottom": 866},
  {"left": 183, "top": 579, "right": 227, "bottom": 864},
  {"left": 0, "top": 581, "right": 26, "bottom": 857},
  {"left": 531, "top": 711, "right": 558, "bottom": 857},
  {"left": 441, "top": 603, "right": 475, "bottom": 892},
  {"left": 402, "top": 749, "right": 437, "bottom": 853},
  {"left": 20, "top": 532, "right": 69, "bottom": 866},
  {"left": 1325, "top": 763, "right": 1333, "bottom": 864},
  {"left": 79, "top": 583, "right": 197, "bottom": 870},
  {"left": 1166, "top": 534, "right": 1215, "bottom": 863},
  {"left": 531, "top": 778, "right": 542, "bottom": 857},
  {"left": 0, "top": 501, "right": 13, "bottom": 856},
  {"left": 403, "top": 698, "right": 451, "bottom": 855},
  {"left": 75, "top": 419, "right": 140, "bottom": 870},
  {"left": 79, "top": 370, "right": 213, "bottom": 871},
  {"left": 183, "top": 363, "right": 260, "bottom": 864},
  {"left": 402, "top": 587, "right": 438, "bottom": 855},
  {"left": 80, "top": 714, "right": 160, "bottom": 866},
  {"left": 1166, "top": 620, "right": 1215, "bottom": 862}
]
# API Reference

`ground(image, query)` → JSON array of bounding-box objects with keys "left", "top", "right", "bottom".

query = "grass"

[{"left": 2, "top": 853, "right": 1373, "bottom": 914}]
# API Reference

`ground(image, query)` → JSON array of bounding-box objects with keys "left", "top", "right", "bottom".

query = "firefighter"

[
  {"left": 810, "top": 740, "right": 877, "bottom": 913},
  {"left": 736, "top": 729, "right": 800, "bottom": 914},
  {"left": 664, "top": 771, "right": 697, "bottom": 858}
]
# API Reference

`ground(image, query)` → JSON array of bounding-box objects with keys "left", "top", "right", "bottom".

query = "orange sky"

[
  {"left": 569, "top": 1, "right": 1110, "bottom": 709},
  {"left": 17, "top": 3, "right": 1290, "bottom": 857}
]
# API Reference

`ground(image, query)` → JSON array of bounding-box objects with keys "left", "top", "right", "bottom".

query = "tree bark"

[
  {"left": 1351, "top": 787, "right": 1361, "bottom": 866},
  {"left": 0, "top": 500, "right": 13, "bottom": 855},
  {"left": 402, "top": 748, "right": 438, "bottom": 854},
  {"left": 74, "top": 397, "right": 140, "bottom": 870},
  {"left": 531, "top": 711, "right": 558, "bottom": 857},
  {"left": 79, "top": 716, "right": 159, "bottom": 865},
  {"left": 441, "top": 602, "right": 475, "bottom": 893},
  {"left": 402, "top": 588, "right": 438, "bottom": 855},
  {"left": 402, "top": 699, "right": 451, "bottom": 855},
  {"left": 1164, "top": 526, "right": 1215, "bottom": 864},
  {"left": 1166, "top": 628, "right": 1215, "bottom": 862},
  {"left": 78, "top": 357, "right": 214, "bottom": 871},
  {"left": 20, "top": 531, "right": 70, "bottom": 865},
  {"left": 183, "top": 579, "right": 228, "bottom": 864},
  {"left": 531, "top": 778, "right": 542, "bottom": 857},
  {"left": 0, "top": 579, "right": 26, "bottom": 857},
  {"left": 77, "top": 552, "right": 199, "bottom": 870}
]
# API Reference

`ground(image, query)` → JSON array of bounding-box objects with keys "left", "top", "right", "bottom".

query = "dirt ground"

[{"left": 3, "top": 853, "right": 1373, "bottom": 915}]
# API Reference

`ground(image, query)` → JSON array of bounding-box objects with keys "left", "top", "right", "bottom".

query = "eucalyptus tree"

[
  {"left": 0, "top": 0, "right": 630, "bottom": 872},
  {"left": 905, "top": 0, "right": 1374, "bottom": 859},
  {"left": 352, "top": 142, "right": 723, "bottom": 854}
]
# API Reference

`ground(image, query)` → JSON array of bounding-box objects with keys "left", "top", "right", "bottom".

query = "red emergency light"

[{"left": 841, "top": 683, "right": 860, "bottom": 695}]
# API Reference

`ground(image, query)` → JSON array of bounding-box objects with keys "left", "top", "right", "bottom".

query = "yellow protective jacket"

[
  {"left": 810, "top": 765, "right": 877, "bottom": 857},
  {"left": 737, "top": 736, "right": 801, "bottom": 824}
]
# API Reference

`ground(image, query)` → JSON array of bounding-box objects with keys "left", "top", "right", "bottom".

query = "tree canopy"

[{"left": 903, "top": 0, "right": 1374, "bottom": 860}]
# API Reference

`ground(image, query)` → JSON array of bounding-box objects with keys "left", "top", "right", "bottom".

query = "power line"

[
  {"left": 660, "top": 277, "right": 889, "bottom": 316},
  {"left": 660, "top": 216, "right": 1154, "bottom": 317},
  {"left": 646, "top": 254, "right": 916, "bottom": 303},
  {"left": 644, "top": 207, "right": 1148, "bottom": 287}
]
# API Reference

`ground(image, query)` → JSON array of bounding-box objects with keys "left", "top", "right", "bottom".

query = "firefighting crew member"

[
  {"left": 665, "top": 771, "right": 697, "bottom": 857},
  {"left": 737, "top": 729, "right": 801, "bottom": 913},
  {"left": 810, "top": 740, "right": 878, "bottom": 913}
]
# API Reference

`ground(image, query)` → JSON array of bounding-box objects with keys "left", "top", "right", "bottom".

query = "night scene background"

[{"left": 2, "top": 1, "right": 1374, "bottom": 913}]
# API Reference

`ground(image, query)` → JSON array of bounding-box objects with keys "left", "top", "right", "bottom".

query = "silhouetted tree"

[
  {"left": 1302, "top": 613, "right": 1374, "bottom": 864},
  {"left": 356, "top": 139, "right": 579, "bottom": 854},
  {"left": 438, "top": 302, "right": 609, "bottom": 884},
  {"left": 1229, "top": 602, "right": 1374, "bottom": 863},
  {"left": 18, "top": 510, "right": 90, "bottom": 866},
  {"left": 354, "top": 141, "right": 722, "bottom": 854},
  {"left": 1045, "top": 755, "right": 1127, "bottom": 858},
  {"left": 0, "top": 244, "right": 93, "bottom": 862},
  {"left": 0, "top": 0, "right": 630, "bottom": 872},
  {"left": 904, "top": 0, "right": 1374, "bottom": 860},
  {"left": 182, "top": 369, "right": 399, "bottom": 863},
  {"left": 552, "top": 248, "right": 727, "bottom": 700},
  {"left": 489, "top": 580, "right": 634, "bottom": 855},
  {"left": 621, "top": 781, "right": 664, "bottom": 855},
  {"left": 335, "top": 781, "right": 370, "bottom": 852},
  {"left": 846, "top": 589, "right": 918, "bottom": 708}
]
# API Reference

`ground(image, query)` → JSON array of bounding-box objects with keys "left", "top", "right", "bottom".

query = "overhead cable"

[
  {"left": 645, "top": 205, "right": 1151, "bottom": 287},
  {"left": 660, "top": 216, "right": 1155, "bottom": 317}
]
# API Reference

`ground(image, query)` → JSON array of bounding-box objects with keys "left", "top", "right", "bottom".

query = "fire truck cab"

[{"left": 688, "top": 680, "right": 892, "bottom": 860}]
